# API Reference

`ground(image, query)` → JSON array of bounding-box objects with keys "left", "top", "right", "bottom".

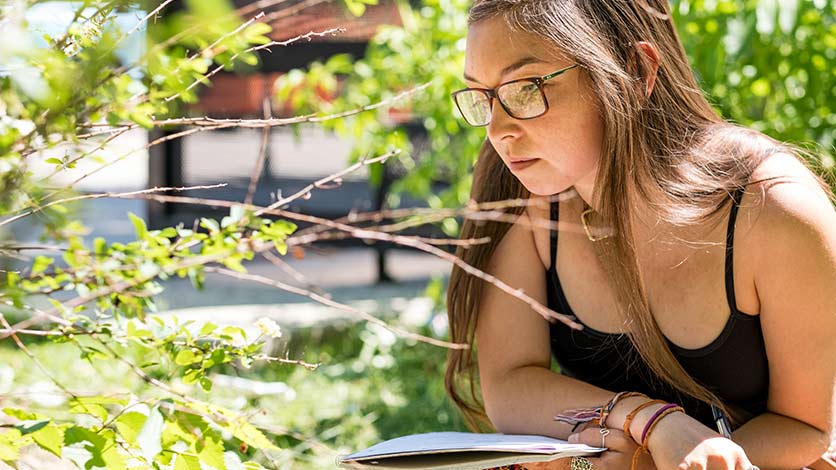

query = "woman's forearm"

[
  {"left": 732, "top": 412, "right": 831, "bottom": 469},
  {"left": 482, "top": 365, "right": 616, "bottom": 439}
]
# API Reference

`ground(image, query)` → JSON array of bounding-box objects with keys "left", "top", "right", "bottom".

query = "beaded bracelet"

[
  {"left": 599, "top": 391, "right": 649, "bottom": 428},
  {"left": 622, "top": 399, "right": 666, "bottom": 444},
  {"left": 631, "top": 405, "right": 685, "bottom": 470}
]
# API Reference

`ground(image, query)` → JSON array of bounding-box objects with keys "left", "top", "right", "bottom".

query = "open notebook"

[{"left": 337, "top": 432, "right": 605, "bottom": 470}]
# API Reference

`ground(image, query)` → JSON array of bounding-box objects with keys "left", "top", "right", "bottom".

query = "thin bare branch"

[
  {"left": 161, "top": 12, "right": 267, "bottom": 102},
  {"left": 76, "top": 125, "right": 133, "bottom": 139},
  {"left": 0, "top": 314, "right": 78, "bottom": 399},
  {"left": 169, "top": 27, "right": 345, "bottom": 102},
  {"left": 294, "top": 191, "right": 587, "bottom": 239},
  {"left": 0, "top": 302, "right": 72, "bottom": 340},
  {"left": 122, "top": 192, "right": 584, "bottom": 331},
  {"left": 81, "top": 81, "right": 429, "bottom": 131},
  {"left": 245, "top": 96, "right": 273, "bottom": 206},
  {"left": 0, "top": 243, "right": 67, "bottom": 252},
  {"left": 110, "top": 0, "right": 325, "bottom": 81},
  {"left": 306, "top": 230, "right": 491, "bottom": 247},
  {"left": 38, "top": 83, "right": 428, "bottom": 211},
  {"left": 207, "top": 267, "right": 466, "bottom": 349},
  {"left": 261, "top": 250, "right": 330, "bottom": 298},
  {"left": 285, "top": 221, "right": 583, "bottom": 330},
  {"left": 260, "top": 0, "right": 330, "bottom": 23},
  {"left": 0, "top": 184, "right": 227, "bottom": 229},
  {"left": 0, "top": 328, "right": 62, "bottom": 337},
  {"left": 115, "top": 0, "right": 177, "bottom": 48},
  {"left": 236, "top": 0, "right": 298, "bottom": 17},
  {"left": 255, "top": 150, "right": 399, "bottom": 216},
  {"left": 248, "top": 27, "right": 344, "bottom": 52},
  {"left": 251, "top": 354, "right": 319, "bottom": 371}
]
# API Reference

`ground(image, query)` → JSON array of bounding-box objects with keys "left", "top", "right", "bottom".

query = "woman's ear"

[{"left": 632, "top": 41, "right": 660, "bottom": 98}]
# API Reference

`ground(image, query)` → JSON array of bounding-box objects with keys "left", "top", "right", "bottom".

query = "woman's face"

[{"left": 463, "top": 15, "right": 604, "bottom": 198}]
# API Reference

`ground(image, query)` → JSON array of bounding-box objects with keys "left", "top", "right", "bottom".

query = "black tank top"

[{"left": 547, "top": 188, "right": 769, "bottom": 429}]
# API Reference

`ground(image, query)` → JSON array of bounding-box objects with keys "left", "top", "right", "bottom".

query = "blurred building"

[
  {"left": 148, "top": 0, "right": 413, "bottom": 282},
  {"left": 196, "top": 0, "right": 404, "bottom": 117}
]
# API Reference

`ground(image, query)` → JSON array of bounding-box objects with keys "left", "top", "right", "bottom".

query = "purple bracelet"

[{"left": 640, "top": 403, "right": 680, "bottom": 444}]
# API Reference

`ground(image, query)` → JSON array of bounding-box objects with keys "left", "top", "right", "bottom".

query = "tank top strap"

[{"left": 724, "top": 187, "right": 746, "bottom": 314}]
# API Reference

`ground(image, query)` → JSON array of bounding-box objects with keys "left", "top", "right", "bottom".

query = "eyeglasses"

[{"left": 451, "top": 64, "right": 579, "bottom": 127}]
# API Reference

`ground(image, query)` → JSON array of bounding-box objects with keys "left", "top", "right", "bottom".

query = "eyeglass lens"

[{"left": 455, "top": 80, "right": 546, "bottom": 126}]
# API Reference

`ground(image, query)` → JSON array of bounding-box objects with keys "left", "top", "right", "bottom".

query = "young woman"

[{"left": 445, "top": 1, "right": 836, "bottom": 469}]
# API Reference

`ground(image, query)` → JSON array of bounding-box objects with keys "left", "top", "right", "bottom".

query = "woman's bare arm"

[
  {"left": 727, "top": 175, "right": 836, "bottom": 467},
  {"left": 475, "top": 211, "right": 617, "bottom": 439}
]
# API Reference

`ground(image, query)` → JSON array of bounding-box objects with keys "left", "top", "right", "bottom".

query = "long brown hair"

[{"left": 445, "top": 0, "right": 827, "bottom": 431}]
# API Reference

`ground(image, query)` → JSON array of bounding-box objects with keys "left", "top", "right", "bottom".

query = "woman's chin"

[{"left": 518, "top": 179, "right": 571, "bottom": 197}]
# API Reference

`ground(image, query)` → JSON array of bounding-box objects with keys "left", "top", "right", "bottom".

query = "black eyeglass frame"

[{"left": 451, "top": 63, "right": 579, "bottom": 127}]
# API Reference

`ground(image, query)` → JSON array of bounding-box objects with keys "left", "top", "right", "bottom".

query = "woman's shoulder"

[
  {"left": 746, "top": 151, "right": 835, "bottom": 232},
  {"left": 744, "top": 150, "right": 836, "bottom": 270}
]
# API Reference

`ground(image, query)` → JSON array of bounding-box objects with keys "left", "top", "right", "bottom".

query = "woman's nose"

[{"left": 486, "top": 99, "right": 522, "bottom": 143}]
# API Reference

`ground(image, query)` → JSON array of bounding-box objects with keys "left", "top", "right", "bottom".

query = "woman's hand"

[
  {"left": 566, "top": 427, "right": 658, "bottom": 470},
  {"left": 485, "top": 427, "right": 657, "bottom": 470},
  {"left": 638, "top": 411, "right": 756, "bottom": 470}
]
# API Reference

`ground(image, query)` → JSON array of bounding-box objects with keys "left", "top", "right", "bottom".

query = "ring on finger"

[{"left": 599, "top": 428, "right": 610, "bottom": 448}]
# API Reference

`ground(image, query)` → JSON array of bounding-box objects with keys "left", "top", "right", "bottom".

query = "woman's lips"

[{"left": 508, "top": 158, "right": 540, "bottom": 172}]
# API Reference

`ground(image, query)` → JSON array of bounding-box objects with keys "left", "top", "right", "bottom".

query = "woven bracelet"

[
  {"left": 599, "top": 391, "right": 648, "bottom": 428},
  {"left": 622, "top": 399, "right": 666, "bottom": 444},
  {"left": 640, "top": 403, "right": 681, "bottom": 443}
]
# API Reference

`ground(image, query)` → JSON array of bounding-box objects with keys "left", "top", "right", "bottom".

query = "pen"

[{"left": 711, "top": 404, "right": 733, "bottom": 439}]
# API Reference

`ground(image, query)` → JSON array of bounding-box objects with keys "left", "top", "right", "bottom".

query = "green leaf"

[
  {"left": 243, "top": 462, "right": 268, "bottom": 470},
  {"left": 0, "top": 429, "right": 22, "bottom": 461},
  {"left": 199, "top": 322, "right": 218, "bottom": 336},
  {"left": 198, "top": 377, "right": 212, "bottom": 392},
  {"left": 116, "top": 411, "right": 147, "bottom": 445},
  {"left": 239, "top": 52, "right": 259, "bottom": 66},
  {"left": 175, "top": 453, "right": 201, "bottom": 470},
  {"left": 4, "top": 408, "right": 42, "bottom": 421},
  {"left": 196, "top": 431, "right": 225, "bottom": 469},
  {"left": 345, "top": 0, "right": 366, "bottom": 17},
  {"left": 130, "top": 110, "right": 154, "bottom": 129},
  {"left": 136, "top": 406, "right": 164, "bottom": 462},
  {"left": 182, "top": 368, "right": 202, "bottom": 385},
  {"left": 31, "top": 255, "right": 53, "bottom": 275},
  {"left": 225, "top": 419, "right": 278, "bottom": 451},
  {"left": 15, "top": 419, "right": 49, "bottom": 435},
  {"left": 129, "top": 212, "right": 148, "bottom": 240},
  {"left": 200, "top": 218, "right": 220, "bottom": 233},
  {"left": 32, "top": 423, "right": 63, "bottom": 458},
  {"left": 69, "top": 399, "right": 108, "bottom": 422},
  {"left": 127, "top": 321, "right": 154, "bottom": 339},
  {"left": 175, "top": 349, "right": 200, "bottom": 366},
  {"left": 220, "top": 326, "right": 247, "bottom": 341},
  {"left": 63, "top": 426, "right": 107, "bottom": 469},
  {"left": 49, "top": 203, "right": 68, "bottom": 214}
]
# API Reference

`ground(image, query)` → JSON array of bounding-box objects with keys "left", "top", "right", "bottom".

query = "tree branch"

[{"left": 206, "top": 267, "right": 466, "bottom": 349}]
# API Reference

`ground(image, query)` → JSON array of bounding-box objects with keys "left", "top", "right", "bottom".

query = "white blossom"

[{"left": 254, "top": 317, "right": 282, "bottom": 339}]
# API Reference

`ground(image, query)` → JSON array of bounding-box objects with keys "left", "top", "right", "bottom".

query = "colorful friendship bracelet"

[{"left": 599, "top": 391, "right": 648, "bottom": 428}]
